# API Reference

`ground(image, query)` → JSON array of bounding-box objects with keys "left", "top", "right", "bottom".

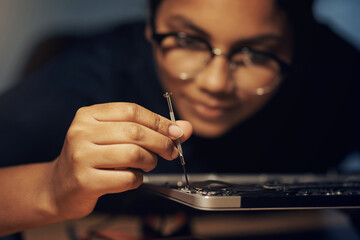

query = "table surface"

[{"left": 23, "top": 210, "right": 360, "bottom": 240}]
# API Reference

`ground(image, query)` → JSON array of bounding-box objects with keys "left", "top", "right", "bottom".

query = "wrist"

[{"left": 33, "top": 161, "right": 65, "bottom": 224}]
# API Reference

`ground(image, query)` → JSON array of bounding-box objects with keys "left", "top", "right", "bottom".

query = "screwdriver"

[{"left": 163, "top": 92, "right": 190, "bottom": 187}]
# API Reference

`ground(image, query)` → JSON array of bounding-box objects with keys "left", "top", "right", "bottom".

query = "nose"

[{"left": 193, "top": 53, "right": 235, "bottom": 94}]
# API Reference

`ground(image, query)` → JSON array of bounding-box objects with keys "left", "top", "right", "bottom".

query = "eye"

[
  {"left": 230, "top": 51, "right": 246, "bottom": 66},
  {"left": 231, "top": 49, "right": 274, "bottom": 67},
  {"left": 175, "top": 34, "right": 208, "bottom": 51},
  {"left": 247, "top": 52, "right": 272, "bottom": 66}
]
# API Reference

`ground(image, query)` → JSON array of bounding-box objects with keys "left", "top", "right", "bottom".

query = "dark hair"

[
  {"left": 148, "top": 0, "right": 314, "bottom": 31},
  {"left": 148, "top": 0, "right": 162, "bottom": 33}
]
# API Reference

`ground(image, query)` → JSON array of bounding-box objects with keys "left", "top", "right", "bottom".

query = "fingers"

[
  {"left": 62, "top": 103, "right": 193, "bottom": 195},
  {"left": 98, "top": 169, "right": 143, "bottom": 193},
  {"left": 94, "top": 169, "right": 143, "bottom": 193},
  {"left": 80, "top": 103, "right": 184, "bottom": 140},
  {"left": 82, "top": 122, "right": 179, "bottom": 160},
  {"left": 89, "top": 144, "right": 158, "bottom": 172},
  {"left": 54, "top": 103, "right": 193, "bottom": 216},
  {"left": 71, "top": 103, "right": 193, "bottom": 160}
]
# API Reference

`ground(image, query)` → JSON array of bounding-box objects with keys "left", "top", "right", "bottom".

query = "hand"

[{"left": 48, "top": 103, "right": 192, "bottom": 220}]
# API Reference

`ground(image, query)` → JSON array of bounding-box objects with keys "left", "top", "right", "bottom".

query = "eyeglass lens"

[{"left": 159, "top": 34, "right": 282, "bottom": 95}]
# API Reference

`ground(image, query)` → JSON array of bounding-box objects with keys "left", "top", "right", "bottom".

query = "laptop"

[{"left": 142, "top": 173, "right": 360, "bottom": 211}]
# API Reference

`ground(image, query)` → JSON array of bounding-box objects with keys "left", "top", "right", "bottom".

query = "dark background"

[{"left": 0, "top": 0, "right": 360, "bottom": 95}]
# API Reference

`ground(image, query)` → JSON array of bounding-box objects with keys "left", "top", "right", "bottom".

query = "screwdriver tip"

[{"left": 163, "top": 92, "right": 172, "bottom": 98}]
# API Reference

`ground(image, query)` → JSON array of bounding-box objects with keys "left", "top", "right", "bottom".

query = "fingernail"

[{"left": 168, "top": 125, "right": 184, "bottom": 139}]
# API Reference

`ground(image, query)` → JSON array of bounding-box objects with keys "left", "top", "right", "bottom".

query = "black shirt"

[{"left": 0, "top": 21, "right": 359, "bottom": 173}]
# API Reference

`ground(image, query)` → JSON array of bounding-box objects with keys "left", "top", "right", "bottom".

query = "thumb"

[{"left": 175, "top": 120, "right": 193, "bottom": 143}]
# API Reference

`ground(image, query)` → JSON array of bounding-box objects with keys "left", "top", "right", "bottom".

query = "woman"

[{"left": 0, "top": 0, "right": 359, "bottom": 237}]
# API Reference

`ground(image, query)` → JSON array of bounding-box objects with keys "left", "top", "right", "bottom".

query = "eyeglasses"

[{"left": 152, "top": 32, "right": 290, "bottom": 95}]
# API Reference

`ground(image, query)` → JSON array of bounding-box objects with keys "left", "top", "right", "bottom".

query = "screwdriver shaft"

[{"left": 163, "top": 92, "right": 190, "bottom": 187}]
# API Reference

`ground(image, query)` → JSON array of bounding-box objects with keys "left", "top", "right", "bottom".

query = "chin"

[{"left": 192, "top": 123, "right": 233, "bottom": 138}]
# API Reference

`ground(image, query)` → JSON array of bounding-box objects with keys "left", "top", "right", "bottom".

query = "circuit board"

[{"left": 144, "top": 174, "right": 360, "bottom": 210}]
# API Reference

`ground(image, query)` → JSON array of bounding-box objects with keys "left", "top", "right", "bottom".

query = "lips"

[
  {"left": 182, "top": 94, "right": 239, "bottom": 121},
  {"left": 191, "top": 101, "right": 227, "bottom": 119}
]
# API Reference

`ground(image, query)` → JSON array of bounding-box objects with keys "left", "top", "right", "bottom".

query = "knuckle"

[
  {"left": 164, "top": 138, "right": 175, "bottom": 158},
  {"left": 67, "top": 108, "right": 93, "bottom": 143},
  {"left": 128, "top": 145, "right": 143, "bottom": 163},
  {"left": 145, "top": 156, "right": 158, "bottom": 172},
  {"left": 65, "top": 124, "right": 87, "bottom": 144},
  {"left": 125, "top": 171, "right": 143, "bottom": 190},
  {"left": 71, "top": 149, "right": 87, "bottom": 165},
  {"left": 75, "top": 106, "right": 86, "bottom": 116},
  {"left": 74, "top": 106, "right": 91, "bottom": 119},
  {"left": 67, "top": 164, "right": 88, "bottom": 191},
  {"left": 126, "top": 124, "right": 144, "bottom": 141},
  {"left": 65, "top": 127, "right": 77, "bottom": 143},
  {"left": 153, "top": 114, "right": 161, "bottom": 132},
  {"left": 122, "top": 103, "right": 140, "bottom": 121},
  {"left": 73, "top": 172, "right": 90, "bottom": 194},
  {"left": 154, "top": 114, "right": 170, "bottom": 135}
]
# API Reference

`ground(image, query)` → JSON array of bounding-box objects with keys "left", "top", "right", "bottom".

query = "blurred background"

[{"left": 0, "top": 0, "right": 360, "bottom": 95}]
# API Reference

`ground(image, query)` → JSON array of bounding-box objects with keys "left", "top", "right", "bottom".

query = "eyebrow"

[
  {"left": 166, "top": 15, "right": 211, "bottom": 39},
  {"left": 232, "top": 35, "right": 282, "bottom": 48},
  {"left": 166, "top": 15, "right": 282, "bottom": 47}
]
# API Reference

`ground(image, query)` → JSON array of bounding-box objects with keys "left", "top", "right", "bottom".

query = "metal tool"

[{"left": 163, "top": 92, "right": 190, "bottom": 187}]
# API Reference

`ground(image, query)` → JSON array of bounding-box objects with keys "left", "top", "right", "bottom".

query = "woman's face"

[{"left": 148, "top": 0, "right": 293, "bottom": 138}]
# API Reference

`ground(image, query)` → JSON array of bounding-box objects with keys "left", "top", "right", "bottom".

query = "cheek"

[
  {"left": 243, "top": 91, "right": 277, "bottom": 116},
  {"left": 157, "top": 65, "right": 177, "bottom": 91},
  {"left": 154, "top": 47, "right": 278, "bottom": 124},
  {"left": 154, "top": 51, "right": 184, "bottom": 91}
]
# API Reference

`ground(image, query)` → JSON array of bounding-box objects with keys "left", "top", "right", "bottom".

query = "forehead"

[{"left": 155, "top": 0, "right": 288, "bottom": 43}]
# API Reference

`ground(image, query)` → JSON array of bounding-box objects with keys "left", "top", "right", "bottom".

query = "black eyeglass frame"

[{"left": 152, "top": 31, "right": 291, "bottom": 76}]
